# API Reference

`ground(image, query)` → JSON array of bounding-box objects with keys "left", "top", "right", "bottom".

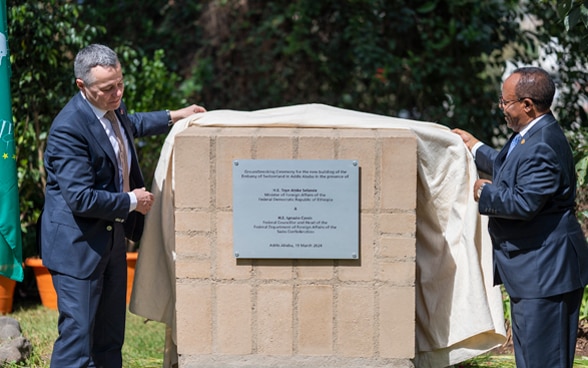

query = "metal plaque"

[{"left": 232, "top": 160, "right": 359, "bottom": 259}]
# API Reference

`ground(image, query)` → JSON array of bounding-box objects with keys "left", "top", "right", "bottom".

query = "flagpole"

[{"left": 0, "top": 0, "right": 24, "bottom": 282}]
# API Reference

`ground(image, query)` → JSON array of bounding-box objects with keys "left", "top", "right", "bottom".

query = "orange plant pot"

[
  {"left": 125, "top": 252, "right": 138, "bottom": 305},
  {"left": 24, "top": 257, "right": 57, "bottom": 310},
  {"left": 0, "top": 275, "right": 16, "bottom": 314},
  {"left": 25, "top": 252, "right": 139, "bottom": 310}
]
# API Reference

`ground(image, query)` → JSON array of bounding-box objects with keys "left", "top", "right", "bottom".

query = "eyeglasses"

[
  {"left": 498, "top": 96, "right": 523, "bottom": 109},
  {"left": 498, "top": 96, "right": 536, "bottom": 110}
]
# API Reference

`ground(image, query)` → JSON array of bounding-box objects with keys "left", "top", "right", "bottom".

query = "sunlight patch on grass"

[{"left": 6, "top": 304, "right": 165, "bottom": 368}]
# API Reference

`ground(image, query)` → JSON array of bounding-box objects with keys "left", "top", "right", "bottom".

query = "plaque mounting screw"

[
  {"left": 235, "top": 252, "right": 240, "bottom": 257},
  {"left": 234, "top": 161, "right": 239, "bottom": 166},
  {"left": 353, "top": 161, "right": 358, "bottom": 166},
  {"left": 352, "top": 253, "right": 357, "bottom": 259}
]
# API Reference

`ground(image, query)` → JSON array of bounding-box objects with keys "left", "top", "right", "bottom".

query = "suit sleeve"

[
  {"left": 474, "top": 144, "right": 498, "bottom": 176},
  {"left": 126, "top": 110, "right": 170, "bottom": 138},
  {"left": 478, "top": 141, "right": 560, "bottom": 220}
]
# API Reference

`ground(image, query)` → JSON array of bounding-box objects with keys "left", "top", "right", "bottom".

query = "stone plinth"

[{"left": 174, "top": 127, "right": 417, "bottom": 368}]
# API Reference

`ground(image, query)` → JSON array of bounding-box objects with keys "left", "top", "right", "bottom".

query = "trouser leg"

[{"left": 510, "top": 288, "right": 583, "bottom": 368}]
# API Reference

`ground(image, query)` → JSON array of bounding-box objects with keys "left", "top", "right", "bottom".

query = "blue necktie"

[{"left": 507, "top": 134, "right": 522, "bottom": 158}]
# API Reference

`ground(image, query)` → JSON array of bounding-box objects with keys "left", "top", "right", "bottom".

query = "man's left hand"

[
  {"left": 474, "top": 179, "right": 492, "bottom": 202},
  {"left": 169, "top": 104, "right": 207, "bottom": 124}
]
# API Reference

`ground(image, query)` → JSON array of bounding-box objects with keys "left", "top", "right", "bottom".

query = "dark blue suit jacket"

[
  {"left": 476, "top": 113, "right": 588, "bottom": 298},
  {"left": 41, "top": 92, "right": 169, "bottom": 279}
]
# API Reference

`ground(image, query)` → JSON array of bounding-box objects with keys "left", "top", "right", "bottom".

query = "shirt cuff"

[
  {"left": 128, "top": 192, "right": 137, "bottom": 212},
  {"left": 471, "top": 141, "right": 485, "bottom": 159}
]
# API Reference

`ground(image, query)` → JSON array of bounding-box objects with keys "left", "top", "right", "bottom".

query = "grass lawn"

[
  {"left": 5, "top": 300, "right": 166, "bottom": 368},
  {"left": 6, "top": 299, "right": 588, "bottom": 367}
]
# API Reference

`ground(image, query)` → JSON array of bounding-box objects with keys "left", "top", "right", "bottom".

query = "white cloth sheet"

[{"left": 129, "top": 103, "right": 506, "bottom": 368}]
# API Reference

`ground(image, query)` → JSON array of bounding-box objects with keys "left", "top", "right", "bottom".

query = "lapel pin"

[{"left": 521, "top": 139, "right": 525, "bottom": 144}]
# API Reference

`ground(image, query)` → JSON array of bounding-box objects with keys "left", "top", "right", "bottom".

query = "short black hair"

[{"left": 512, "top": 66, "right": 555, "bottom": 112}]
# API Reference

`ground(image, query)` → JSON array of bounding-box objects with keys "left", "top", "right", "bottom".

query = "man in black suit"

[
  {"left": 453, "top": 66, "right": 588, "bottom": 368},
  {"left": 40, "top": 44, "right": 205, "bottom": 367}
]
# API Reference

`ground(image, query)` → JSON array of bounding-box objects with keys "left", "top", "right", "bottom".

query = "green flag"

[{"left": 0, "top": 0, "right": 24, "bottom": 282}]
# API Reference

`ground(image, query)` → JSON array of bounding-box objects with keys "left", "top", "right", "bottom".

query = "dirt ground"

[{"left": 577, "top": 322, "right": 588, "bottom": 357}]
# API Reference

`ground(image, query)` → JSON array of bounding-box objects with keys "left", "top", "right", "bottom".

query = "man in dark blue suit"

[
  {"left": 40, "top": 44, "right": 206, "bottom": 367},
  {"left": 454, "top": 66, "right": 588, "bottom": 368}
]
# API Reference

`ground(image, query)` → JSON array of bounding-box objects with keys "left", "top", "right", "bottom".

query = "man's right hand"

[
  {"left": 452, "top": 128, "right": 480, "bottom": 151},
  {"left": 133, "top": 187, "right": 154, "bottom": 215}
]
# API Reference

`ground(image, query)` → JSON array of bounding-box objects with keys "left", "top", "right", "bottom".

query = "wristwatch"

[
  {"left": 166, "top": 110, "right": 173, "bottom": 126},
  {"left": 477, "top": 183, "right": 487, "bottom": 198}
]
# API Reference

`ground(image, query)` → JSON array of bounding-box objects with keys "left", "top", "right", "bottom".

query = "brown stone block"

[
  {"left": 378, "top": 286, "right": 415, "bottom": 359},
  {"left": 336, "top": 286, "right": 375, "bottom": 357},
  {"left": 256, "top": 284, "right": 294, "bottom": 355},
  {"left": 216, "top": 283, "right": 253, "bottom": 354},
  {"left": 297, "top": 285, "right": 333, "bottom": 355},
  {"left": 381, "top": 134, "right": 417, "bottom": 211},
  {"left": 176, "top": 282, "right": 212, "bottom": 354},
  {"left": 216, "top": 133, "right": 254, "bottom": 209}
]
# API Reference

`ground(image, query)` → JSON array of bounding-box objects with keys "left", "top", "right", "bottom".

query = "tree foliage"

[
  {"left": 8, "top": 1, "right": 100, "bottom": 256},
  {"left": 7, "top": 0, "right": 588, "bottom": 256},
  {"left": 187, "top": 0, "right": 522, "bottom": 141},
  {"left": 528, "top": 0, "right": 588, "bottom": 221},
  {"left": 7, "top": 0, "right": 184, "bottom": 257}
]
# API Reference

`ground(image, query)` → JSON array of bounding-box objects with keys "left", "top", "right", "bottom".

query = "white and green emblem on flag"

[{"left": 0, "top": 0, "right": 24, "bottom": 282}]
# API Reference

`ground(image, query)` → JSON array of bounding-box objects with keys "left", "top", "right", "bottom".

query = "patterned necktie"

[
  {"left": 104, "top": 111, "right": 130, "bottom": 192},
  {"left": 506, "top": 133, "right": 522, "bottom": 158}
]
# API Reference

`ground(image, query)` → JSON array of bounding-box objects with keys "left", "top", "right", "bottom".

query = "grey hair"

[{"left": 74, "top": 44, "right": 119, "bottom": 85}]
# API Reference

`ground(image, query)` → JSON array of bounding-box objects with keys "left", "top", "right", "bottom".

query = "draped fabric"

[{"left": 129, "top": 104, "right": 506, "bottom": 368}]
